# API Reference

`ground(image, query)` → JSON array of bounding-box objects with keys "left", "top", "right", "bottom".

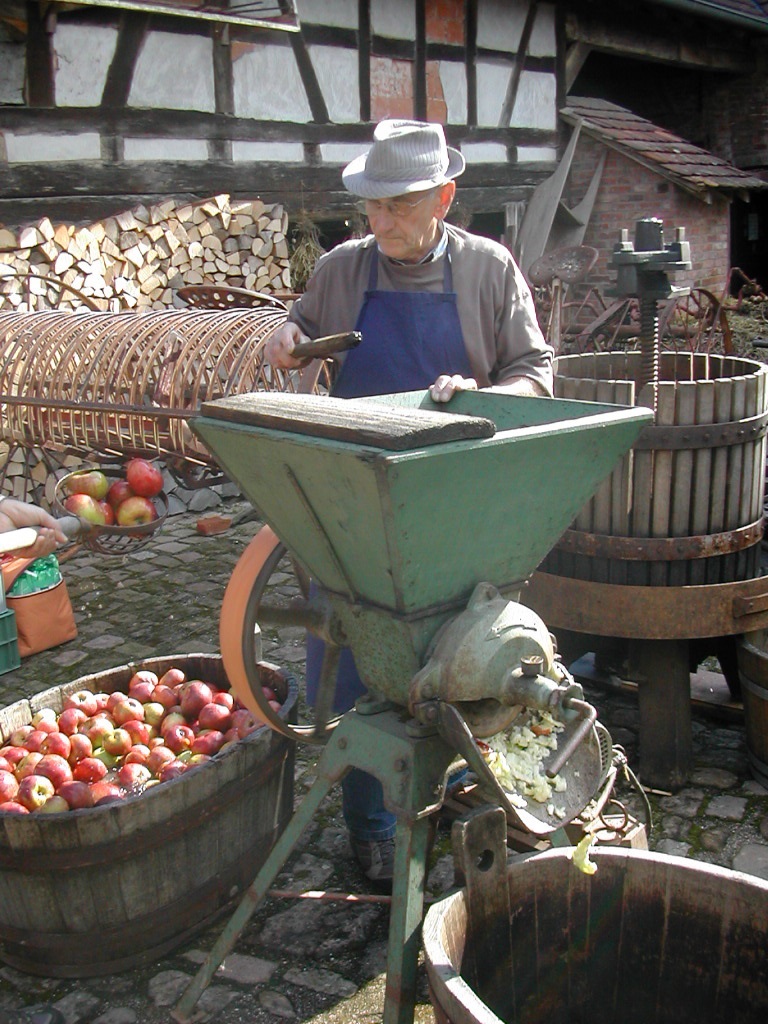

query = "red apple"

[
  {"left": 66, "top": 469, "right": 109, "bottom": 500},
  {"left": 64, "top": 492, "right": 107, "bottom": 525},
  {"left": 111, "top": 697, "right": 144, "bottom": 725},
  {"left": 90, "top": 780, "right": 125, "bottom": 805},
  {"left": 73, "top": 756, "right": 107, "bottom": 783},
  {"left": 231, "top": 708, "right": 262, "bottom": 739},
  {"left": 0, "top": 756, "right": 12, "bottom": 773},
  {"left": 41, "top": 732, "right": 71, "bottom": 760},
  {"left": 67, "top": 733, "right": 93, "bottom": 765},
  {"left": 212, "top": 690, "right": 235, "bottom": 712},
  {"left": 57, "top": 780, "right": 94, "bottom": 809},
  {"left": 146, "top": 745, "right": 176, "bottom": 775},
  {"left": 0, "top": 746, "right": 28, "bottom": 768},
  {"left": 106, "top": 478, "right": 134, "bottom": 511},
  {"left": 124, "top": 744, "right": 151, "bottom": 765},
  {"left": 35, "top": 754, "right": 73, "bottom": 790},
  {"left": 158, "top": 761, "right": 187, "bottom": 783},
  {"left": 15, "top": 752, "right": 44, "bottom": 779},
  {"left": 102, "top": 728, "right": 133, "bottom": 757},
  {"left": 31, "top": 708, "right": 58, "bottom": 731},
  {"left": 64, "top": 690, "right": 99, "bottom": 717},
  {"left": 125, "top": 458, "right": 163, "bottom": 498},
  {"left": 128, "top": 676, "right": 157, "bottom": 703},
  {"left": 188, "top": 753, "right": 212, "bottom": 767},
  {"left": 86, "top": 718, "right": 115, "bottom": 746},
  {"left": 151, "top": 685, "right": 177, "bottom": 711},
  {"left": 197, "top": 702, "right": 231, "bottom": 732},
  {"left": 163, "top": 723, "right": 195, "bottom": 755},
  {"left": 116, "top": 495, "right": 158, "bottom": 527},
  {"left": 123, "top": 720, "right": 152, "bottom": 746},
  {"left": 191, "top": 730, "right": 225, "bottom": 756},
  {"left": 57, "top": 707, "right": 87, "bottom": 736},
  {"left": 24, "top": 730, "right": 51, "bottom": 754},
  {"left": 8, "top": 725, "right": 34, "bottom": 747},
  {"left": 160, "top": 711, "right": 186, "bottom": 736},
  {"left": 17, "top": 774, "right": 55, "bottom": 810},
  {"left": 106, "top": 690, "right": 129, "bottom": 712},
  {"left": 180, "top": 681, "right": 214, "bottom": 720},
  {"left": 0, "top": 801, "right": 29, "bottom": 814},
  {"left": 92, "top": 692, "right": 111, "bottom": 713},
  {"left": 117, "top": 762, "right": 152, "bottom": 791},
  {"left": 0, "top": 770, "right": 19, "bottom": 803},
  {"left": 158, "top": 667, "right": 186, "bottom": 689},
  {"left": 98, "top": 500, "right": 115, "bottom": 525}
]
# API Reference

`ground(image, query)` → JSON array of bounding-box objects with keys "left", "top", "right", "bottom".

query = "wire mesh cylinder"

[{"left": 0, "top": 308, "right": 316, "bottom": 463}]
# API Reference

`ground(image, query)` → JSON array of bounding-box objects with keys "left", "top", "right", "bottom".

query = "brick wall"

[{"left": 564, "top": 137, "right": 731, "bottom": 297}]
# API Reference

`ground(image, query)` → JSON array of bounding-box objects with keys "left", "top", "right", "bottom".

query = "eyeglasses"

[{"left": 356, "top": 190, "right": 438, "bottom": 219}]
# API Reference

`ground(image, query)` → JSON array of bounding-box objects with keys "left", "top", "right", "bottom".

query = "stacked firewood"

[{"left": 0, "top": 194, "right": 292, "bottom": 311}]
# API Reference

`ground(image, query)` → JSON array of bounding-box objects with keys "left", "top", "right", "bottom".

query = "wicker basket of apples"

[
  {"left": 0, "top": 653, "right": 298, "bottom": 976},
  {"left": 54, "top": 458, "right": 168, "bottom": 555}
]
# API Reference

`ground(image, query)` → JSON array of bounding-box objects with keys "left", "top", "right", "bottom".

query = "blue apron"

[{"left": 307, "top": 243, "right": 471, "bottom": 712}]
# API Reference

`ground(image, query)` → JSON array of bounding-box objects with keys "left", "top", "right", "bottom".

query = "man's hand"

[
  {"left": 264, "top": 323, "right": 311, "bottom": 369},
  {"left": 0, "top": 498, "right": 68, "bottom": 559},
  {"left": 429, "top": 374, "right": 478, "bottom": 403}
]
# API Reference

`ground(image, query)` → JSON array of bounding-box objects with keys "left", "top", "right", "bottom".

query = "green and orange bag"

[{"left": 1, "top": 553, "right": 78, "bottom": 658}]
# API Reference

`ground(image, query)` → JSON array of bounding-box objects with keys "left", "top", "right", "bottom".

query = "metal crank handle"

[
  {"left": 545, "top": 697, "right": 597, "bottom": 778},
  {"left": 0, "top": 516, "right": 86, "bottom": 554},
  {"left": 291, "top": 331, "right": 362, "bottom": 361}
]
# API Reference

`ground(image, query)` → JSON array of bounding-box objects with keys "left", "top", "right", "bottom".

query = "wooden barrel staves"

[
  {"left": 542, "top": 351, "right": 768, "bottom": 587},
  {"left": 0, "top": 653, "right": 297, "bottom": 977},
  {"left": 737, "top": 629, "right": 768, "bottom": 787},
  {"left": 424, "top": 847, "right": 768, "bottom": 1024}
]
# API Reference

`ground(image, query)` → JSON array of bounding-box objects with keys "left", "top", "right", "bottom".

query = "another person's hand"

[
  {"left": 264, "top": 322, "right": 311, "bottom": 370},
  {"left": 429, "top": 374, "right": 478, "bottom": 403},
  {"left": 0, "top": 498, "right": 68, "bottom": 559}
]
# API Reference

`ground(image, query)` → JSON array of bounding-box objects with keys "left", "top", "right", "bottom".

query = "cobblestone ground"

[{"left": 0, "top": 499, "right": 766, "bottom": 1023}]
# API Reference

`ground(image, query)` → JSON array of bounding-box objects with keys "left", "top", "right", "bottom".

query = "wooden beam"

[
  {"left": 565, "top": 41, "right": 591, "bottom": 94},
  {"left": 565, "top": 10, "right": 754, "bottom": 73},
  {"left": 358, "top": 0, "right": 371, "bottom": 123},
  {"left": 101, "top": 9, "right": 149, "bottom": 106},
  {"left": 498, "top": 0, "right": 538, "bottom": 128},
  {"left": 0, "top": 107, "right": 556, "bottom": 148},
  {"left": 466, "top": 0, "right": 478, "bottom": 126},
  {"left": 415, "top": 0, "right": 427, "bottom": 120},
  {"left": 211, "top": 22, "right": 234, "bottom": 161},
  {"left": 0, "top": 158, "right": 552, "bottom": 204},
  {"left": 289, "top": 25, "right": 330, "bottom": 123},
  {"left": 25, "top": 0, "right": 55, "bottom": 107}
]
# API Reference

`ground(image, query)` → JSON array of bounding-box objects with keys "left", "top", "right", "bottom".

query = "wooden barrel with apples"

[{"left": 0, "top": 653, "right": 297, "bottom": 977}]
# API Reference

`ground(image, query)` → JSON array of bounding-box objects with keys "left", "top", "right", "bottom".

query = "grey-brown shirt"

[{"left": 288, "top": 223, "right": 554, "bottom": 395}]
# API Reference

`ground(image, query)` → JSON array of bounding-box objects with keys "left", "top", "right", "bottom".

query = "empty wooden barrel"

[
  {"left": 543, "top": 351, "right": 768, "bottom": 586},
  {"left": 737, "top": 629, "right": 768, "bottom": 787},
  {"left": 0, "top": 653, "right": 297, "bottom": 977},
  {"left": 424, "top": 847, "right": 768, "bottom": 1024}
]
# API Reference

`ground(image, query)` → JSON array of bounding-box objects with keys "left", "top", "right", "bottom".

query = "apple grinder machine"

[{"left": 173, "top": 380, "right": 652, "bottom": 1024}]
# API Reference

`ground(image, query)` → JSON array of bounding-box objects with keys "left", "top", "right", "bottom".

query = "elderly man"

[{"left": 265, "top": 119, "right": 553, "bottom": 886}]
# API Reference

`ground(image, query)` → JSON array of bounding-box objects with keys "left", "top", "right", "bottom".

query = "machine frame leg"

[{"left": 629, "top": 637, "right": 693, "bottom": 791}]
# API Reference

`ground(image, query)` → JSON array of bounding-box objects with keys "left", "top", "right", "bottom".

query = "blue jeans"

[{"left": 306, "top": 633, "right": 396, "bottom": 841}]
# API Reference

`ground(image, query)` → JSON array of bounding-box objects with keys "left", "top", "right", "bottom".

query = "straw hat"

[{"left": 342, "top": 119, "right": 465, "bottom": 200}]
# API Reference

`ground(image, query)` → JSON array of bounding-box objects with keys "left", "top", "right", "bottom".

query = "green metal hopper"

[{"left": 194, "top": 388, "right": 651, "bottom": 612}]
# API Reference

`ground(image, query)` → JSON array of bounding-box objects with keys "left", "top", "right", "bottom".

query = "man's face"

[{"left": 362, "top": 182, "right": 455, "bottom": 262}]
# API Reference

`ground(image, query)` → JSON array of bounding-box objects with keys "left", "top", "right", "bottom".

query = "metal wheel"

[
  {"left": 219, "top": 524, "right": 343, "bottom": 744},
  {"left": 660, "top": 288, "right": 732, "bottom": 354}
]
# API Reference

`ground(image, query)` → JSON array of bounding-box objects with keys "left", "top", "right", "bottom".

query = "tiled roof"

[{"left": 561, "top": 97, "right": 767, "bottom": 195}]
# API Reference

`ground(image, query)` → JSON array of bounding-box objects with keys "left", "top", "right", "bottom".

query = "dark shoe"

[
  {"left": 0, "top": 1008, "right": 65, "bottom": 1024},
  {"left": 350, "top": 835, "right": 396, "bottom": 885}
]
